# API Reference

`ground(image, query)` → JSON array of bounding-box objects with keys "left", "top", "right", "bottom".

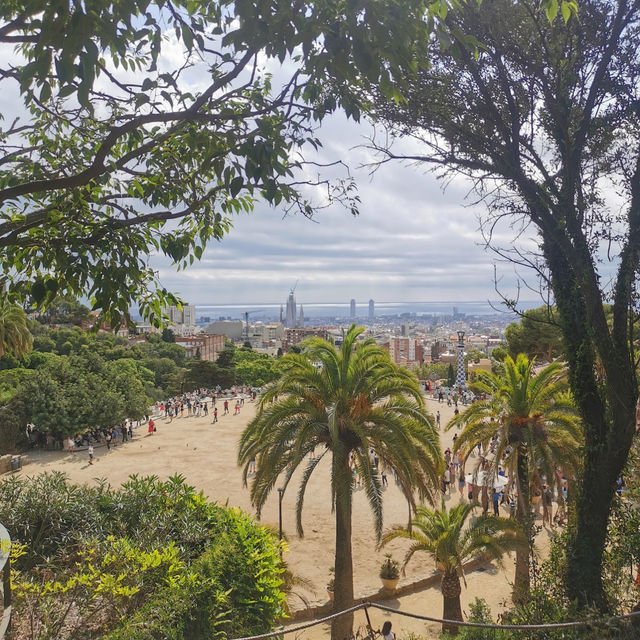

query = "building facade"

[
  {"left": 385, "top": 337, "right": 424, "bottom": 368},
  {"left": 282, "top": 327, "right": 329, "bottom": 351},
  {"left": 203, "top": 320, "right": 244, "bottom": 341},
  {"left": 175, "top": 334, "right": 226, "bottom": 361}
]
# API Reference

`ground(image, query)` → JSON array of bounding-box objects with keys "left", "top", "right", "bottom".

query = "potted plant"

[
  {"left": 379, "top": 553, "right": 400, "bottom": 592},
  {"left": 326, "top": 567, "right": 334, "bottom": 601}
]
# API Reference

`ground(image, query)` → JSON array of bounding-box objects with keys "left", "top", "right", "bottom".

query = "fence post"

[{"left": 363, "top": 604, "right": 374, "bottom": 638}]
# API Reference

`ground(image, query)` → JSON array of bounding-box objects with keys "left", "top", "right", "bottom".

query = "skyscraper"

[
  {"left": 350, "top": 298, "right": 356, "bottom": 318},
  {"left": 368, "top": 299, "right": 374, "bottom": 320},
  {"left": 285, "top": 289, "right": 297, "bottom": 328}
]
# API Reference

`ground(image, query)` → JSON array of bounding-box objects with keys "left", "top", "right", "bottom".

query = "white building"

[{"left": 162, "top": 304, "right": 197, "bottom": 335}]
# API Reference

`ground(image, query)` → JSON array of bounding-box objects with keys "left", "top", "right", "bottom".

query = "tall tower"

[
  {"left": 368, "top": 299, "right": 374, "bottom": 320},
  {"left": 285, "top": 289, "right": 297, "bottom": 328},
  {"left": 350, "top": 299, "right": 356, "bottom": 319},
  {"left": 455, "top": 330, "right": 466, "bottom": 389}
]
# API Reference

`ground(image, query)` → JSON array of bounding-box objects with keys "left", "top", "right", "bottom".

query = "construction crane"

[{"left": 243, "top": 310, "right": 262, "bottom": 344}]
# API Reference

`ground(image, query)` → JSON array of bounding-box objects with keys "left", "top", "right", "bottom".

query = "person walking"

[
  {"left": 458, "top": 471, "right": 465, "bottom": 498},
  {"left": 223, "top": 399, "right": 229, "bottom": 415},
  {"left": 88, "top": 444, "right": 94, "bottom": 465},
  {"left": 543, "top": 485, "right": 554, "bottom": 527},
  {"left": 212, "top": 407, "right": 218, "bottom": 423}
]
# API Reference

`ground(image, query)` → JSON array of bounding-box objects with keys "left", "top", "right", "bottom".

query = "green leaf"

[
  {"left": 545, "top": 0, "right": 559, "bottom": 22},
  {"left": 229, "top": 176, "right": 244, "bottom": 197},
  {"left": 39, "top": 82, "right": 52, "bottom": 103}
]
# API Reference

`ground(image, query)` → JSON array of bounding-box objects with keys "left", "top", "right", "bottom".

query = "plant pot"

[
  {"left": 327, "top": 588, "right": 334, "bottom": 602},
  {"left": 380, "top": 577, "right": 399, "bottom": 592}
]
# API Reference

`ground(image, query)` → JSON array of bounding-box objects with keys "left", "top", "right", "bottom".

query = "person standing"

[
  {"left": 88, "top": 444, "right": 94, "bottom": 465},
  {"left": 223, "top": 399, "right": 229, "bottom": 415},
  {"left": 543, "top": 485, "right": 554, "bottom": 526},
  {"left": 148, "top": 418, "right": 155, "bottom": 435},
  {"left": 212, "top": 407, "right": 218, "bottom": 423},
  {"left": 492, "top": 488, "right": 500, "bottom": 515}
]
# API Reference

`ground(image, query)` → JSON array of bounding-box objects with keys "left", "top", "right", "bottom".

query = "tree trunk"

[
  {"left": 513, "top": 449, "right": 530, "bottom": 604},
  {"left": 331, "top": 455, "right": 354, "bottom": 640},
  {"left": 543, "top": 229, "right": 638, "bottom": 611},
  {"left": 441, "top": 571, "right": 463, "bottom": 635}
]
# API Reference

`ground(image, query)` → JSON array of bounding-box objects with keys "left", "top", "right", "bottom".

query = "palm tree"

[
  {"left": 382, "top": 501, "right": 524, "bottom": 635},
  {"left": 447, "top": 354, "right": 582, "bottom": 603},
  {"left": 238, "top": 324, "right": 441, "bottom": 640},
  {"left": 0, "top": 297, "right": 32, "bottom": 358}
]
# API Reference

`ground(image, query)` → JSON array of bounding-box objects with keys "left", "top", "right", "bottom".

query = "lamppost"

[
  {"left": 277, "top": 487, "right": 284, "bottom": 558},
  {"left": 455, "top": 330, "right": 466, "bottom": 390}
]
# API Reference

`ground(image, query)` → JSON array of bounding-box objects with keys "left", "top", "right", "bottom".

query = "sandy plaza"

[{"left": 18, "top": 391, "right": 559, "bottom": 638}]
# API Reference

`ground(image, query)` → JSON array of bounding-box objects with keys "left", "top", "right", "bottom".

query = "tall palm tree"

[
  {"left": 238, "top": 324, "right": 441, "bottom": 640},
  {"left": 382, "top": 501, "right": 524, "bottom": 636},
  {"left": 447, "top": 354, "right": 582, "bottom": 603},
  {"left": 0, "top": 297, "right": 32, "bottom": 358}
]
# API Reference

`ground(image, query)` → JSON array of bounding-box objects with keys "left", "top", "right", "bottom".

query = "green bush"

[{"left": 4, "top": 473, "right": 286, "bottom": 639}]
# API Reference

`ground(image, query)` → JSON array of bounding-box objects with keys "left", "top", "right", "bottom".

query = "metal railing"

[{"left": 232, "top": 601, "right": 640, "bottom": 640}]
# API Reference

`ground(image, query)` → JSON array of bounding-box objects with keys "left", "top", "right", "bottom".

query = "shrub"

[{"left": 5, "top": 473, "right": 286, "bottom": 639}]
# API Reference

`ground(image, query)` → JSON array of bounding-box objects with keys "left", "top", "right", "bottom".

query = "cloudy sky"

[
  {"left": 151, "top": 112, "right": 526, "bottom": 307},
  {"left": 0, "top": 34, "right": 533, "bottom": 311}
]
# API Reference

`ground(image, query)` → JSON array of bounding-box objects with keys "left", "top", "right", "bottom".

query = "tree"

[
  {"left": 370, "top": 0, "right": 634, "bottom": 609},
  {"left": 447, "top": 363, "right": 455, "bottom": 388},
  {"left": 504, "top": 307, "right": 564, "bottom": 362},
  {"left": 382, "top": 501, "right": 523, "bottom": 635},
  {"left": 0, "top": 297, "right": 32, "bottom": 359},
  {"left": 238, "top": 325, "right": 441, "bottom": 640},
  {"left": 185, "top": 360, "right": 235, "bottom": 390},
  {"left": 234, "top": 349, "right": 281, "bottom": 387},
  {"left": 0, "top": 0, "right": 447, "bottom": 325},
  {"left": 447, "top": 354, "right": 582, "bottom": 603},
  {"left": 161, "top": 328, "right": 176, "bottom": 343}
]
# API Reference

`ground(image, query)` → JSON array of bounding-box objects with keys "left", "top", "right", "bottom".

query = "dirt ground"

[{"left": 23, "top": 394, "right": 554, "bottom": 639}]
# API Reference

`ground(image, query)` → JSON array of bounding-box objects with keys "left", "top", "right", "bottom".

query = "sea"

[{"left": 193, "top": 300, "right": 540, "bottom": 322}]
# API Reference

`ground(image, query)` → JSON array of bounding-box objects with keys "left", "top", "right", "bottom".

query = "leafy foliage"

[
  {"left": 2, "top": 472, "right": 285, "bottom": 640},
  {"left": 504, "top": 307, "right": 564, "bottom": 362},
  {"left": 448, "top": 354, "right": 582, "bottom": 602},
  {"left": 370, "top": 0, "right": 638, "bottom": 609},
  {"left": 239, "top": 324, "right": 441, "bottom": 639}
]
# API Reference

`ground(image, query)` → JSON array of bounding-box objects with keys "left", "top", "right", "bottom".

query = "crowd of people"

[{"left": 25, "top": 385, "right": 261, "bottom": 466}]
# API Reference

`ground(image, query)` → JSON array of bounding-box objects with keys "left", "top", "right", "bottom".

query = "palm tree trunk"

[
  {"left": 331, "top": 458, "right": 354, "bottom": 640},
  {"left": 514, "top": 449, "right": 530, "bottom": 604},
  {"left": 441, "top": 571, "right": 463, "bottom": 635}
]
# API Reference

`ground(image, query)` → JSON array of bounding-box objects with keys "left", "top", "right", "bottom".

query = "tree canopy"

[
  {"left": 370, "top": 0, "right": 639, "bottom": 610},
  {"left": 0, "top": 0, "right": 453, "bottom": 325},
  {"left": 504, "top": 307, "right": 564, "bottom": 362}
]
